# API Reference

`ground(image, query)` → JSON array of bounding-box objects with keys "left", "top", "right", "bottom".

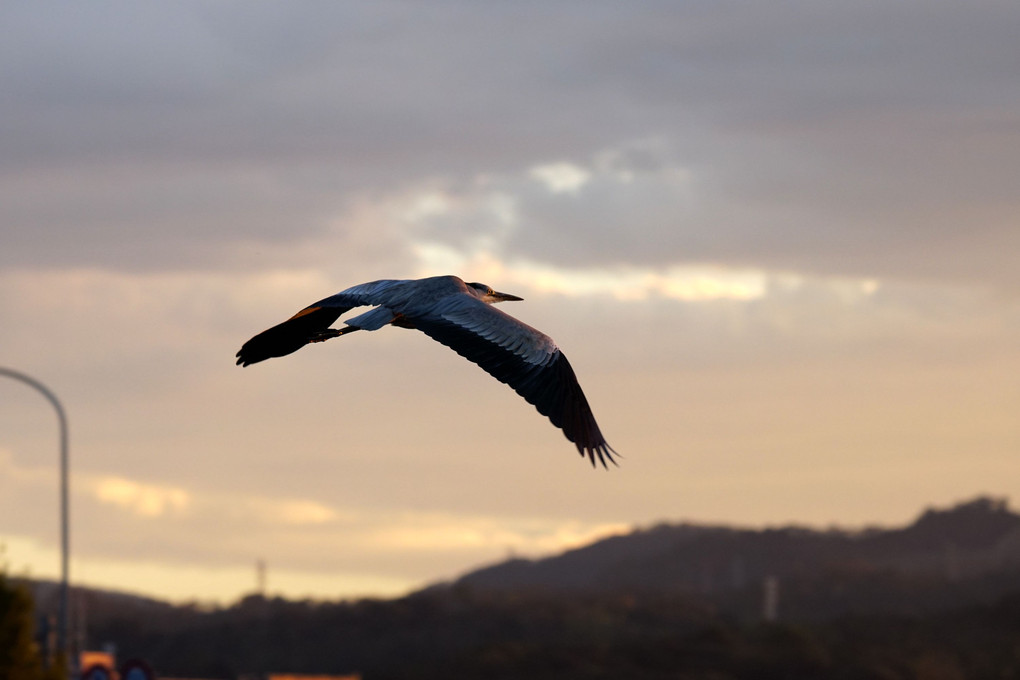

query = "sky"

[{"left": 1, "top": 1, "right": 1019, "bottom": 605}]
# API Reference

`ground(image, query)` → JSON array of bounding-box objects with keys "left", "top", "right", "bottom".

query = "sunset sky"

[{"left": 2, "top": 1, "right": 1018, "bottom": 604}]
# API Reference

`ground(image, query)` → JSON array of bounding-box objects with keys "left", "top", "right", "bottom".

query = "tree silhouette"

[{"left": 1, "top": 567, "right": 64, "bottom": 680}]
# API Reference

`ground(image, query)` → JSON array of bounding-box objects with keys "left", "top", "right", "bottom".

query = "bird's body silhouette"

[{"left": 236, "top": 275, "right": 616, "bottom": 466}]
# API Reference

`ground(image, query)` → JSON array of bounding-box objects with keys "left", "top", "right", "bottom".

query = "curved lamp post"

[{"left": 0, "top": 367, "right": 70, "bottom": 671}]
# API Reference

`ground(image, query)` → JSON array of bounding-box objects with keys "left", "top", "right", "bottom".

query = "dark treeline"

[
  {"left": 77, "top": 582, "right": 1020, "bottom": 679},
  {"left": 41, "top": 497, "right": 1020, "bottom": 678}
]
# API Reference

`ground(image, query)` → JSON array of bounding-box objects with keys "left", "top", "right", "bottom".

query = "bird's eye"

[{"left": 488, "top": 288, "right": 495, "bottom": 295}]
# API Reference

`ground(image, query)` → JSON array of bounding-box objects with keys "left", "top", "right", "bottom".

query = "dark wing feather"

[
  {"left": 411, "top": 307, "right": 617, "bottom": 467},
  {"left": 235, "top": 305, "right": 347, "bottom": 366},
  {"left": 236, "top": 279, "right": 407, "bottom": 366}
]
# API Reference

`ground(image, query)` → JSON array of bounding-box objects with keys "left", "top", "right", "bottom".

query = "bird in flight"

[{"left": 236, "top": 275, "right": 617, "bottom": 467}]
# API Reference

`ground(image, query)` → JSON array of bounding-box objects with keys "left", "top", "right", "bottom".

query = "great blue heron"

[{"left": 236, "top": 275, "right": 617, "bottom": 467}]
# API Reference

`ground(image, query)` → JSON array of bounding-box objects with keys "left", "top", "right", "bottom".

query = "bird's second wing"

[
  {"left": 235, "top": 279, "right": 407, "bottom": 366},
  {"left": 235, "top": 305, "right": 347, "bottom": 366},
  {"left": 410, "top": 297, "right": 617, "bottom": 467}
]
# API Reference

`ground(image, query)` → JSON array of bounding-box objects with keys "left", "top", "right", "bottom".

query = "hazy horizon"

[
  {"left": 2, "top": 1, "right": 1019, "bottom": 604},
  {"left": 18, "top": 493, "right": 1010, "bottom": 606}
]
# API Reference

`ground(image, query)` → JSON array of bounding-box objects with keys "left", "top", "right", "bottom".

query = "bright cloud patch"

[
  {"left": 413, "top": 243, "right": 767, "bottom": 302},
  {"left": 242, "top": 497, "right": 349, "bottom": 526},
  {"left": 366, "top": 513, "right": 628, "bottom": 554},
  {"left": 529, "top": 162, "right": 592, "bottom": 194},
  {"left": 82, "top": 471, "right": 623, "bottom": 557},
  {"left": 276, "top": 500, "right": 340, "bottom": 525},
  {"left": 95, "top": 477, "right": 190, "bottom": 517},
  {"left": 509, "top": 262, "right": 767, "bottom": 302},
  {"left": 87, "top": 474, "right": 346, "bottom": 529},
  {"left": 520, "top": 264, "right": 767, "bottom": 302}
]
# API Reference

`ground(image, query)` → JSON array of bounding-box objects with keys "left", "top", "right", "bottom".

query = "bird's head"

[{"left": 467, "top": 282, "right": 523, "bottom": 304}]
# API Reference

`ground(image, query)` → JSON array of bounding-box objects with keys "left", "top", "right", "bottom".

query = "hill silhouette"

[
  {"left": 21, "top": 496, "right": 1020, "bottom": 678},
  {"left": 452, "top": 496, "right": 1020, "bottom": 587}
]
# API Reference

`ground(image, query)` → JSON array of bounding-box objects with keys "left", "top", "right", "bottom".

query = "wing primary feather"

[
  {"left": 411, "top": 314, "right": 617, "bottom": 467},
  {"left": 236, "top": 306, "right": 347, "bottom": 366},
  {"left": 235, "top": 283, "right": 409, "bottom": 366}
]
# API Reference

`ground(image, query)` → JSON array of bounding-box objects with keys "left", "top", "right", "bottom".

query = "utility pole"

[
  {"left": 0, "top": 367, "right": 71, "bottom": 676},
  {"left": 256, "top": 559, "right": 267, "bottom": 597},
  {"left": 762, "top": 575, "right": 779, "bottom": 623}
]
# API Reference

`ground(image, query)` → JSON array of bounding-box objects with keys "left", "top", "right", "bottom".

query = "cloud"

[
  {"left": 0, "top": 457, "right": 632, "bottom": 599},
  {"left": 266, "top": 500, "right": 343, "bottom": 526},
  {"left": 413, "top": 245, "right": 766, "bottom": 302},
  {"left": 364, "top": 513, "right": 627, "bottom": 555},
  {"left": 1, "top": 2, "right": 1017, "bottom": 287},
  {"left": 529, "top": 162, "right": 592, "bottom": 195},
  {"left": 2, "top": 1, "right": 1020, "bottom": 603},
  {"left": 94, "top": 477, "right": 190, "bottom": 518},
  {"left": 395, "top": 139, "right": 702, "bottom": 271}
]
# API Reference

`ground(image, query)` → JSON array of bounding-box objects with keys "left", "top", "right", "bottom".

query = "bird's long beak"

[{"left": 492, "top": 290, "right": 523, "bottom": 302}]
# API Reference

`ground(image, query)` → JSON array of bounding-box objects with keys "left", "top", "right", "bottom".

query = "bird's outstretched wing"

[
  {"left": 235, "top": 280, "right": 405, "bottom": 366},
  {"left": 409, "top": 296, "right": 617, "bottom": 467},
  {"left": 235, "top": 305, "right": 346, "bottom": 366}
]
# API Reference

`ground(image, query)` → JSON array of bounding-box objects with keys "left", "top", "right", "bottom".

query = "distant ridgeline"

[
  {"left": 37, "top": 495, "right": 1020, "bottom": 680},
  {"left": 441, "top": 496, "right": 1020, "bottom": 617},
  {"left": 20, "top": 495, "right": 1020, "bottom": 679},
  {"left": 25, "top": 496, "right": 1020, "bottom": 623}
]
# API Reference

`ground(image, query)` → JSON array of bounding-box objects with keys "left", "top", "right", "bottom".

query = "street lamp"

[{"left": 0, "top": 367, "right": 70, "bottom": 673}]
